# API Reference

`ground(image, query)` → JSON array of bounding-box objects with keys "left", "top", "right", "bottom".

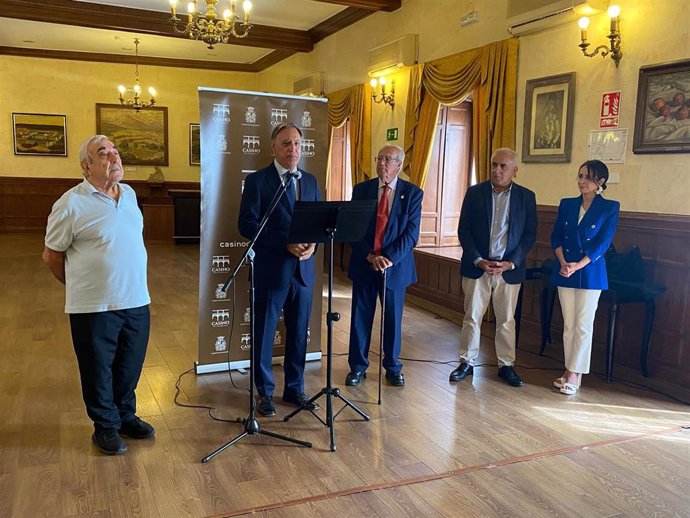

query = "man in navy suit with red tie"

[
  {"left": 238, "top": 123, "right": 322, "bottom": 417},
  {"left": 345, "top": 144, "right": 423, "bottom": 387}
]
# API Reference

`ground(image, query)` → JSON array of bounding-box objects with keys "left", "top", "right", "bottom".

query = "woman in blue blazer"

[{"left": 550, "top": 160, "right": 620, "bottom": 395}]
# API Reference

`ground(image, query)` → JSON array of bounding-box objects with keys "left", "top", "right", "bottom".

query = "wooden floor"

[{"left": 1, "top": 233, "right": 688, "bottom": 518}]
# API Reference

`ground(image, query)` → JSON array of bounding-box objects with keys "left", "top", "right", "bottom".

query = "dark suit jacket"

[
  {"left": 458, "top": 180, "right": 537, "bottom": 284},
  {"left": 348, "top": 177, "right": 423, "bottom": 290},
  {"left": 550, "top": 194, "right": 620, "bottom": 290},
  {"left": 238, "top": 163, "right": 321, "bottom": 289}
]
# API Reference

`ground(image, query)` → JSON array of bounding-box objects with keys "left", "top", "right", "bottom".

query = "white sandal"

[
  {"left": 553, "top": 377, "right": 566, "bottom": 389},
  {"left": 560, "top": 382, "right": 579, "bottom": 395}
]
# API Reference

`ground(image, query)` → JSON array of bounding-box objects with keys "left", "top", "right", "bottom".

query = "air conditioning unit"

[
  {"left": 293, "top": 72, "right": 324, "bottom": 97},
  {"left": 507, "top": 0, "right": 606, "bottom": 36},
  {"left": 367, "top": 34, "right": 418, "bottom": 77}
]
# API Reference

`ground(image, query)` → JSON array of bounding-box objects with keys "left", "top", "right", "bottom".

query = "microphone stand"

[{"left": 202, "top": 172, "right": 311, "bottom": 463}]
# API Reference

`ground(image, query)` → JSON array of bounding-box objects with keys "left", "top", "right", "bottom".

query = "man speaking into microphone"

[
  {"left": 238, "top": 122, "right": 322, "bottom": 417},
  {"left": 345, "top": 144, "right": 423, "bottom": 388}
]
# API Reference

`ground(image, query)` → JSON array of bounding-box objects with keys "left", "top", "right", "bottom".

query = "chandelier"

[
  {"left": 168, "top": 0, "right": 253, "bottom": 49},
  {"left": 117, "top": 39, "right": 157, "bottom": 111}
]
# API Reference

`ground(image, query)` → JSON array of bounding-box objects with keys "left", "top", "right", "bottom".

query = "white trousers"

[
  {"left": 459, "top": 274, "right": 521, "bottom": 366},
  {"left": 557, "top": 287, "right": 602, "bottom": 374}
]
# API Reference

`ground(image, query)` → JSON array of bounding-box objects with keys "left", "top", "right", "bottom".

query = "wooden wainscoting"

[
  {"left": 409, "top": 206, "right": 690, "bottom": 388},
  {"left": 0, "top": 177, "right": 199, "bottom": 242}
]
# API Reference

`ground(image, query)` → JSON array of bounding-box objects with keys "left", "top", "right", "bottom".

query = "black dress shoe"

[
  {"left": 449, "top": 362, "right": 473, "bottom": 382},
  {"left": 120, "top": 416, "right": 155, "bottom": 439},
  {"left": 92, "top": 429, "right": 127, "bottom": 455},
  {"left": 345, "top": 371, "right": 366, "bottom": 386},
  {"left": 498, "top": 366, "right": 524, "bottom": 387},
  {"left": 257, "top": 396, "right": 276, "bottom": 416},
  {"left": 282, "top": 391, "right": 320, "bottom": 411},
  {"left": 385, "top": 371, "right": 405, "bottom": 386}
]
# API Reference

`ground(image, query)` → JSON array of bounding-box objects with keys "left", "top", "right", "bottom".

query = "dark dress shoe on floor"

[
  {"left": 120, "top": 416, "right": 155, "bottom": 439},
  {"left": 385, "top": 371, "right": 405, "bottom": 386},
  {"left": 257, "top": 396, "right": 276, "bottom": 416},
  {"left": 345, "top": 371, "right": 366, "bottom": 386},
  {"left": 498, "top": 366, "right": 524, "bottom": 387},
  {"left": 92, "top": 429, "right": 127, "bottom": 455},
  {"left": 282, "top": 391, "right": 320, "bottom": 411},
  {"left": 449, "top": 362, "right": 473, "bottom": 382}
]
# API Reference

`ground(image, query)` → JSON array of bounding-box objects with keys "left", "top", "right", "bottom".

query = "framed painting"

[
  {"left": 633, "top": 59, "right": 690, "bottom": 154},
  {"left": 12, "top": 113, "right": 67, "bottom": 156},
  {"left": 95, "top": 104, "right": 168, "bottom": 165},
  {"left": 189, "top": 123, "right": 201, "bottom": 165},
  {"left": 522, "top": 72, "right": 576, "bottom": 163}
]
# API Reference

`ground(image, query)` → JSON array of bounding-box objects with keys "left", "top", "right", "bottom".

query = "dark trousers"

[
  {"left": 69, "top": 305, "right": 150, "bottom": 431},
  {"left": 253, "top": 277, "right": 312, "bottom": 397},
  {"left": 348, "top": 280, "right": 405, "bottom": 375}
]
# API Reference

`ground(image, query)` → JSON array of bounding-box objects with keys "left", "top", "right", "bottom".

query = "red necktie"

[{"left": 373, "top": 184, "right": 390, "bottom": 254}]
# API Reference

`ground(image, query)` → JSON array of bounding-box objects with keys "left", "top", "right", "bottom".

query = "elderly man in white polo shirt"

[{"left": 43, "top": 135, "right": 154, "bottom": 455}]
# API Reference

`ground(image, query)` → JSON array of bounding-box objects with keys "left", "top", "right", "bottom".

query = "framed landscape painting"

[
  {"left": 189, "top": 123, "right": 201, "bottom": 165},
  {"left": 12, "top": 113, "right": 67, "bottom": 156},
  {"left": 522, "top": 72, "right": 575, "bottom": 163},
  {"left": 95, "top": 104, "right": 168, "bottom": 166},
  {"left": 633, "top": 59, "right": 690, "bottom": 154}
]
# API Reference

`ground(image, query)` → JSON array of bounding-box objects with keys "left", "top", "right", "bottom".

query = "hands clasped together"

[
  {"left": 477, "top": 259, "right": 512, "bottom": 275},
  {"left": 287, "top": 243, "right": 316, "bottom": 261}
]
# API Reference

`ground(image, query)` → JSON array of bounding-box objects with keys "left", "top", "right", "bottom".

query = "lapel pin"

[{"left": 400, "top": 194, "right": 405, "bottom": 199}]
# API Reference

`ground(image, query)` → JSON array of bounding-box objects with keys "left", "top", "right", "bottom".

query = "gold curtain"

[
  {"left": 403, "top": 38, "right": 519, "bottom": 188},
  {"left": 327, "top": 84, "right": 372, "bottom": 185}
]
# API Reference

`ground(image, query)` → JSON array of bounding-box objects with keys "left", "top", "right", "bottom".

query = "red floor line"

[{"left": 210, "top": 425, "right": 685, "bottom": 518}]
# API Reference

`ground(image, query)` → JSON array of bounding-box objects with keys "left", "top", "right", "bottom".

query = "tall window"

[
  {"left": 326, "top": 121, "right": 352, "bottom": 201},
  {"left": 418, "top": 102, "right": 472, "bottom": 248}
]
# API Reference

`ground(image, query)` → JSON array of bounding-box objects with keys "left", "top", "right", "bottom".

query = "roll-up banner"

[{"left": 196, "top": 88, "right": 328, "bottom": 373}]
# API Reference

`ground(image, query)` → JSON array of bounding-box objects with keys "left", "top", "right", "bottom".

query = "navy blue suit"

[
  {"left": 550, "top": 194, "right": 620, "bottom": 290},
  {"left": 238, "top": 163, "right": 321, "bottom": 397},
  {"left": 347, "top": 177, "right": 423, "bottom": 375},
  {"left": 459, "top": 180, "right": 537, "bottom": 284}
]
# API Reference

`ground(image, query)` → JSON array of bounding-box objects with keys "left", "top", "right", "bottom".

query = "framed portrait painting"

[
  {"left": 12, "top": 113, "right": 67, "bottom": 156},
  {"left": 522, "top": 72, "right": 576, "bottom": 163},
  {"left": 633, "top": 59, "right": 690, "bottom": 154},
  {"left": 95, "top": 104, "right": 168, "bottom": 166},
  {"left": 189, "top": 123, "right": 201, "bottom": 165}
]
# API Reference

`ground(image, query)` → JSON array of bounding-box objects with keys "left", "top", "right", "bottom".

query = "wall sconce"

[
  {"left": 370, "top": 77, "right": 395, "bottom": 109},
  {"left": 578, "top": 5, "right": 622, "bottom": 67}
]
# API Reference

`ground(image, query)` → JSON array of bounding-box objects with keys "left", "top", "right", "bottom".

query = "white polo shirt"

[{"left": 45, "top": 179, "right": 151, "bottom": 314}]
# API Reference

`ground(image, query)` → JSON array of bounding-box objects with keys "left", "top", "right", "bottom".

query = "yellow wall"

[
  {"left": 1, "top": 0, "right": 689, "bottom": 214},
  {"left": 517, "top": 0, "right": 690, "bottom": 214},
  {"left": 0, "top": 56, "right": 256, "bottom": 181},
  {"left": 259, "top": 0, "right": 690, "bottom": 216}
]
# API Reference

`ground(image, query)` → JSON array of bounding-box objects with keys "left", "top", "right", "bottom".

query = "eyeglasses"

[{"left": 375, "top": 156, "right": 401, "bottom": 164}]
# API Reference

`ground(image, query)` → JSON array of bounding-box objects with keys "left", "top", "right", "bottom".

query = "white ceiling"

[{"left": 0, "top": 0, "right": 348, "bottom": 64}]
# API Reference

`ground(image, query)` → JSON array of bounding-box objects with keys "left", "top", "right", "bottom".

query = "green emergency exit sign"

[{"left": 386, "top": 128, "right": 398, "bottom": 141}]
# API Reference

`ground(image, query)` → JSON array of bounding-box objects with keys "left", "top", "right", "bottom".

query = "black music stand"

[{"left": 283, "top": 200, "right": 375, "bottom": 451}]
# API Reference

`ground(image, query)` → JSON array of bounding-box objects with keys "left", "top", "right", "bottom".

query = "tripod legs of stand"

[
  {"left": 283, "top": 231, "right": 369, "bottom": 451},
  {"left": 284, "top": 385, "right": 370, "bottom": 452},
  {"left": 202, "top": 251, "right": 311, "bottom": 463},
  {"left": 377, "top": 270, "right": 386, "bottom": 405},
  {"left": 202, "top": 416, "right": 312, "bottom": 463}
]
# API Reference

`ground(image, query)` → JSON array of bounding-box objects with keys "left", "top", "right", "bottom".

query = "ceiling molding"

[
  {"left": 0, "top": 46, "right": 257, "bottom": 72},
  {"left": 0, "top": 0, "right": 314, "bottom": 52},
  {"left": 309, "top": 7, "right": 376, "bottom": 44},
  {"left": 0, "top": 0, "right": 399, "bottom": 70},
  {"left": 314, "top": 0, "right": 401, "bottom": 11}
]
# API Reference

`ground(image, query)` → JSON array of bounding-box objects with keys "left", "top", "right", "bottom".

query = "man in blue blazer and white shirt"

[
  {"left": 238, "top": 122, "right": 321, "bottom": 417},
  {"left": 449, "top": 147, "right": 537, "bottom": 387},
  {"left": 345, "top": 144, "right": 423, "bottom": 387}
]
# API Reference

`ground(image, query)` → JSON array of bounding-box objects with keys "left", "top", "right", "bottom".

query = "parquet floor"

[{"left": 1, "top": 233, "right": 688, "bottom": 518}]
